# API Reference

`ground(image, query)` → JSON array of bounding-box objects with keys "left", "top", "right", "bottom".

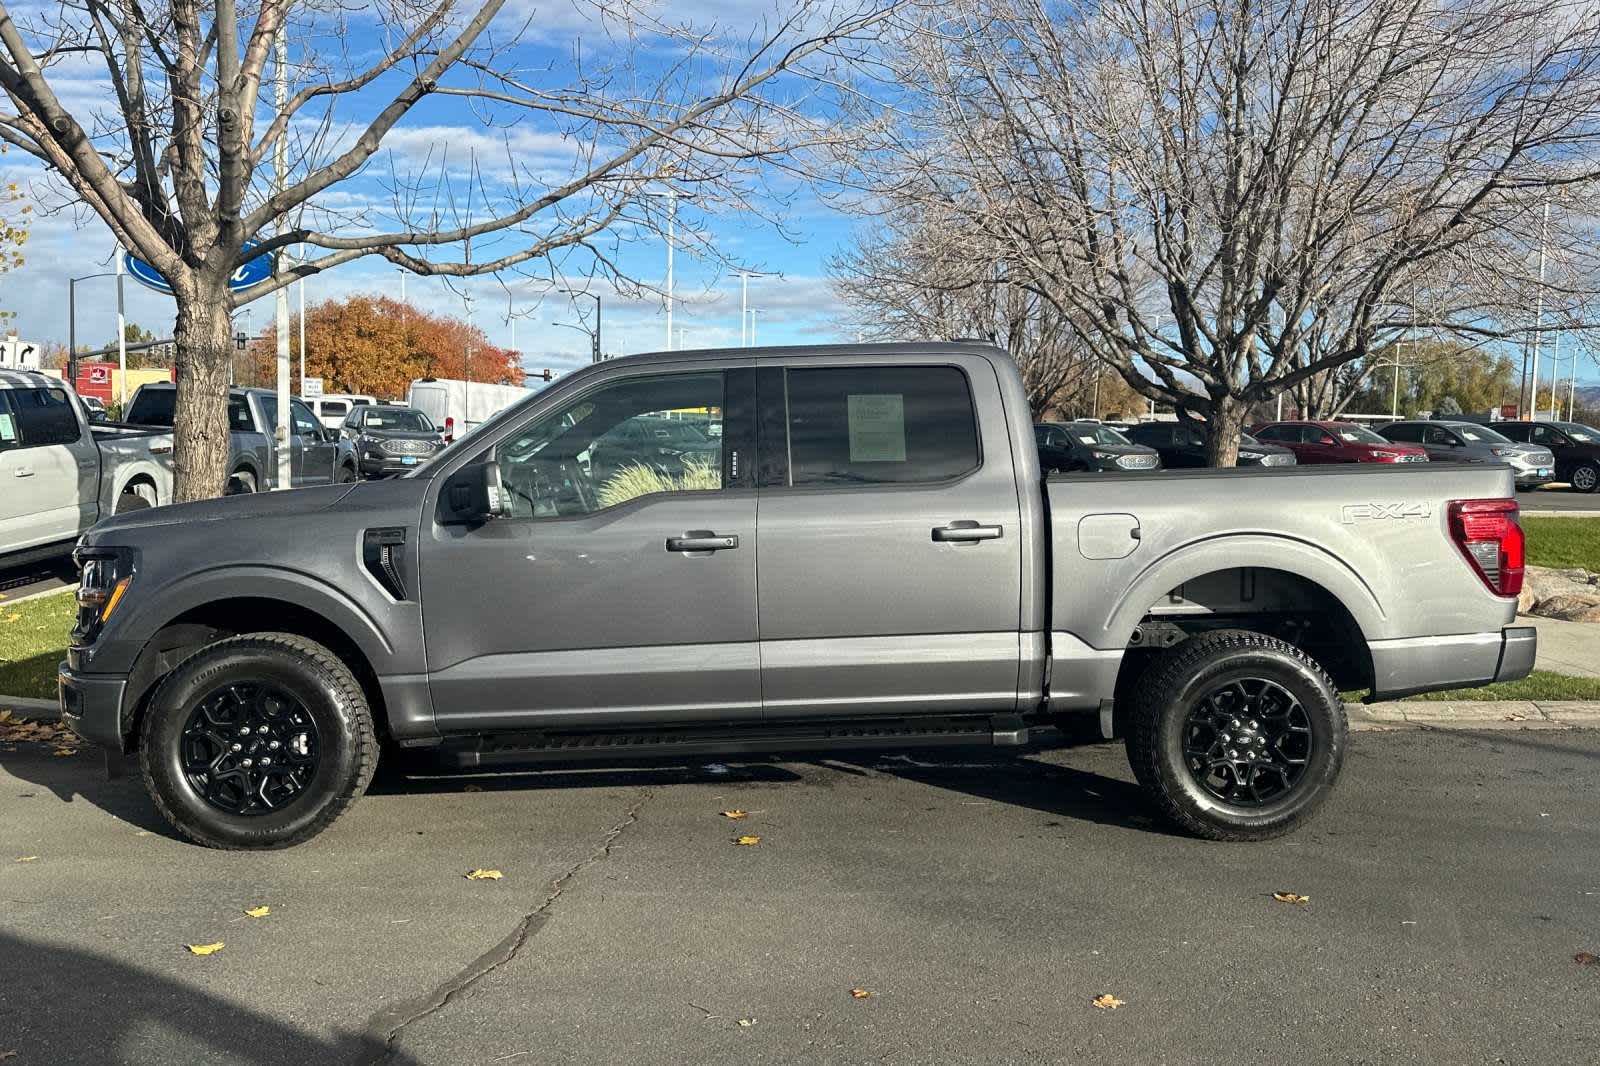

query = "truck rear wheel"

[
  {"left": 138, "top": 633, "right": 378, "bottom": 849},
  {"left": 1125, "top": 629, "right": 1346, "bottom": 841}
]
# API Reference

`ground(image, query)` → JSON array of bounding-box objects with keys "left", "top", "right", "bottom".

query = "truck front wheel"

[
  {"left": 138, "top": 633, "right": 378, "bottom": 849},
  {"left": 1125, "top": 630, "right": 1346, "bottom": 841}
]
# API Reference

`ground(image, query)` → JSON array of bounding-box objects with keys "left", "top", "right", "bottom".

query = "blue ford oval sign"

[{"left": 123, "top": 241, "right": 274, "bottom": 296}]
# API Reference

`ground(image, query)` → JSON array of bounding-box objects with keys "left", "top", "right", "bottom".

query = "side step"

[{"left": 431, "top": 714, "right": 1030, "bottom": 770}]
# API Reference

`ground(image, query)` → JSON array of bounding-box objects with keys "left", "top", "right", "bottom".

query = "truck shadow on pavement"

[{"left": 0, "top": 930, "right": 414, "bottom": 1065}]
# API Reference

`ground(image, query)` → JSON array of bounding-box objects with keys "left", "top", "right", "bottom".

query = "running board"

[{"left": 430, "top": 714, "right": 1030, "bottom": 770}]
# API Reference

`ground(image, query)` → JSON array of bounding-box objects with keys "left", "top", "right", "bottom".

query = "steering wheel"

[{"left": 558, "top": 458, "right": 594, "bottom": 513}]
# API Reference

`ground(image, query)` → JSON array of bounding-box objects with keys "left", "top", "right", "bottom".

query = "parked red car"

[{"left": 1251, "top": 420, "right": 1430, "bottom": 464}]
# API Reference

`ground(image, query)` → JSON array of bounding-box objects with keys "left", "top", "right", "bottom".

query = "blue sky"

[{"left": 0, "top": 0, "right": 866, "bottom": 378}]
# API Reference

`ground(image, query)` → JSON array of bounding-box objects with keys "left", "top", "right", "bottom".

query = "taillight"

[
  {"left": 1447, "top": 498, "right": 1524, "bottom": 597},
  {"left": 443, "top": 416, "right": 454, "bottom": 443}
]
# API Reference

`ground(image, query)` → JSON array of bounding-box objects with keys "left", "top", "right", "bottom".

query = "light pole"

[
  {"left": 1371, "top": 359, "right": 1412, "bottom": 418},
  {"left": 739, "top": 273, "right": 753, "bottom": 346},
  {"left": 297, "top": 244, "right": 307, "bottom": 394},
  {"left": 665, "top": 192, "right": 677, "bottom": 350},
  {"left": 1524, "top": 199, "right": 1551, "bottom": 419},
  {"left": 68, "top": 267, "right": 120, "bottom": 393},
  {"left": 748, "top": 308, "right": 760, "bottom": 346},
  {"left": 552, "top": 319, "right": 597, "bottom": 362}
]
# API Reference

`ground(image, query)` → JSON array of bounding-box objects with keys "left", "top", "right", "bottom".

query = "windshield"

[
  {"left": 1451, "top": 424, "right": 1511, "bottom": 444},
  {"left": 1556, "top": 422, "right": 1600, "bottom": 443},
  {"left": 1239, "top": 432, "right": 1262, "bottom": 446},
  {"left": 1332, "top": 424, "right": 1388, "bottom": 444},
  {"left": 363, "top": 409, "right": 434, "bottom": 432},
  {"left": 1068, "top": 423, "right": 1133, "bottom": 446}
]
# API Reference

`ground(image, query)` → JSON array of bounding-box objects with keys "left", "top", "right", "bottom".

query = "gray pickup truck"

[
  {"left": 124, "top": 382, "right": 359, "bottom": 493},
  {"left": 58, "top": 343, "right": 1534, "bottom": 849}
]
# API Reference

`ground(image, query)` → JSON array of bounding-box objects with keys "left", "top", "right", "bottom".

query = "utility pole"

[
  {"left": 748, "top": 309, "right": 760, "bottom": 346},
  {"left": 1525, "top": 200, "right": 1550, "bottom": 420},
  {"left": 273, "top": 26, "right": 292, "bottom": 490},
  {"left": 1546, "top": 331, "right": 1562, "bottom": 421},
  {"left": 665, "top": 193, "right": 676, "bottom": 351},
  {"left": 114, "top": 250, "right": 127, "bottom": 405},
  {"left": 298, "top": 244, "right": 306, "bottom": 394},
  {"left": 740, "top": 273, "right": 751, "bottom": 346}
]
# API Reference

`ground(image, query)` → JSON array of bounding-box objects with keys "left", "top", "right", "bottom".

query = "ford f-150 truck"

[
  {"left": 57, "top": 344, "right": 1535, "bottom": 849},
  {"left": 1, "top": 369, "right": 174, "bottom": 568}
]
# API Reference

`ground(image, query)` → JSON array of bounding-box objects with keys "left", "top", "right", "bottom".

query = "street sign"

[
  {"left": 302, "top": 377, "right": 324, "bottom": 398},
  {"left": 0, "top": 336, "right": 40, "bottom": 369},
  {"left": 124, "top": 242, "right": 274, "bottom": 296}
]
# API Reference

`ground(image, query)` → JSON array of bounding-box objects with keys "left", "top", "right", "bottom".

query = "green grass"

[
  {"left": 1399, "top": 670, "right": 1600, "bottom": 703},
  {"left": 1522, "top": 516, "right": 1600, "bottom": 571},
  {"left": 0, "top": 590, "right": 75, "bottom": 701}
]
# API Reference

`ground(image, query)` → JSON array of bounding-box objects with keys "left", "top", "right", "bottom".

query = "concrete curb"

[
  {"left": 1522, "top": 509, "right": 1600, "bottom": 518},
  {"left": 6, "top": 693, "right": 1600, "bottom": 732}
]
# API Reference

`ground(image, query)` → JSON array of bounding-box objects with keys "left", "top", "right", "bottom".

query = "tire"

[
  {"left": 336, "top": 463, "right": 358, "bottom": 484},
  {"left": 138, "top": 633, "right": 378, "bottom": 849},
  {"left": 227, "top": 469, "right": 258, "bottom": 495},
  {"left": 113, "top": 482, "right": 156, "bottom": 514},
  {"left": 1571, "top": 462, "right": 1599, "bottom": 494},
  {"left": 1125, "top": 629, "right": 1346, "bottom": 842}
]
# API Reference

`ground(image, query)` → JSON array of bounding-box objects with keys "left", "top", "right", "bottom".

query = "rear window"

[
  {"left": 320, "top": 400, "right": 349, "bottom": 417},
  {"left": 8, "top": 387, "right": 80, "bottom": 446},
  {"left": 127, "top": 387, "right": 176, "bottom": 426},
  {"left": 783, "top": 366, "right": 979, "bottom": 485}
]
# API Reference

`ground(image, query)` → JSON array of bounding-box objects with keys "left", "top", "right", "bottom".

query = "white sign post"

[{"left": 301, "top": 377, "right": 324, "bottom": 398}]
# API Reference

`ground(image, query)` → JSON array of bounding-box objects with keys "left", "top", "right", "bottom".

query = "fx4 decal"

[{"left": 1341, "top": 501, "right": 1432, "bottom": 524}]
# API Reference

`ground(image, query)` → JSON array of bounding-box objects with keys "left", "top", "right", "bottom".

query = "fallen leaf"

[
  {"left": 1503, "top": 713, "right": 1528, "bottom": 722},
  {"left": 720, "top": 809, "right": 748, "bottom": 819},
  {"left": 14, "top": 856, "right": 37, "bottom": 863},
  {"left": 1091, "top": 994, "right": 1124, "bottom": 1010},
  {"left": 737, "top": 1018, "right": 756, "bottom": 1028},
  {"left": 244, "top": 906, "right": 270, "bottom": 918},
  {"left": 1576, "top": 952, "right": 1598, "bottom": 965},
  {"left": 0, "top": 1049, "right": 17, "bottom": 1061},
  {"left": 733, "top": 835, "right": 761, "bottom": 846},
  {"left": 849, "top": 988, "right": 872, "bottom": 999},
  {"left": 1272, "top": 892, "right": 1311, "bottom": 905},
  {"left": 465, "top": 868, "right": 504, "bottom": 880},
  {"left": 53, "top": 748, "right": 78, "bottom": 757},
  {"left": 463, "top": 784, "right": 483, "bottom": 793},
  {"left": 186, "top": 942, "right": 225, "bottom": 956}
]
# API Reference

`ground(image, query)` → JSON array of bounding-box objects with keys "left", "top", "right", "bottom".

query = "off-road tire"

[
  {"left": 336, "top": 464, "right": 358, "bottom": 484},
  {"left": 1126, "top": 629, "right": 1346, "bottom": 842},
  {"left": 139, "top": 633, "right": 377, "bottom": 849}
]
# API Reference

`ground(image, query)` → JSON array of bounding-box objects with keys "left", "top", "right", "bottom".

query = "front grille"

[
  {"left": 381, "top": 438, "right": 436, "bottom": 456},
  {"left": 1259, "top": 453, "right": 1295, "bottom": 467},
  {"left": 1116, "top": 453, "right": 1158, "bottom": 469}
]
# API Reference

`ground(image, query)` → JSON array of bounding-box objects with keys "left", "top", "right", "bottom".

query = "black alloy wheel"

[
  {"left": 1180, "top": 678, "right": 1312, "bottom": 807},
  {"left": 180, "top": 682, "right": 321, "bottom": 815}
]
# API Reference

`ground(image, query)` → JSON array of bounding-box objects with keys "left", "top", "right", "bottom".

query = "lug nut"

[
  {"left": 1221, "top": 733, "right": 1231, "bottom": 743},
  {"left": 231, "top": 742, "right": 242, "bottom": 752},
  {"left": 242, "top": 758, "right": 253, "bottom": 767},
  {"left": 1228, "top": 749, "right": 1238, "bottom": 758},
  {"left": 258, "top": 725, "right": 269, "bottom": 734},
  {"left": 260, "top": 757, "right": 271, "bottom": 766},
  {"left": 1231, "top": 718, "right": 1241, "bottom": 728},
  {"left": 269, "top": 740, "right": 280, "bottom": 750},
  {"left": 238, "top": 726, "right": 250, "bottom": 736}
]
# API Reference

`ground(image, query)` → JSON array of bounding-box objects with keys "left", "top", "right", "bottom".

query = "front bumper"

[
  {"left": 359, "top": 454, "right": 432, "bottom": 477},
  {"left": 57, "top": 662, "right": 129, "bottom": 751},
  {"left": 1367, "top": 625, "right": 1536, "bottom": 700}
]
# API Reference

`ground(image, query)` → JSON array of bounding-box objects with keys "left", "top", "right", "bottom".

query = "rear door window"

[
  {"left": 127, "top": 388, "right": 176, "bottom": 426},
  {"left": 781, "top": 366, "right": 979, "bottom": 486},
  {"left": 9, "top": 387, "right": 81, "bottom": 447},
  {"left": 0, "top": 392, "right": 17, "bottom": 451}
]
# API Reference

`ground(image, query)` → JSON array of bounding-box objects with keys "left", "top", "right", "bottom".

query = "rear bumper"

[
  {"left": 1367, "top": 625, "right": 1536, "bottom": 700},
  {"left": 57, "top": 662, "right": 129, "bottom": 751}
]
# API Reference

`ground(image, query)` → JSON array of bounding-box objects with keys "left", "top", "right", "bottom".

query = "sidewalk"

[{"left": 1523, "top": 614, "right": 1600, "bottom": 678}]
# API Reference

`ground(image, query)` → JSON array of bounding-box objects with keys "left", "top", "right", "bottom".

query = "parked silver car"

[{"left": 1378, "top": 420, "right": 1555, "bottom": 489}]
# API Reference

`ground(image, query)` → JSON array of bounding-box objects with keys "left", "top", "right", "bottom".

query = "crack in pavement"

[{"left": 362, "top": 787, "right": 653, "bottom": 1065}]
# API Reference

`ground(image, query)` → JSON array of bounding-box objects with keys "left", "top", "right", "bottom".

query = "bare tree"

[
  {"left": 832, "top": 0, "right": 1600, "bottom": 464},
  {"left": 829, "top": 204, "right": 1093, "bottom": 414},
  {"left": 0, "top": 0, "right": 899, "bottom": 498}
]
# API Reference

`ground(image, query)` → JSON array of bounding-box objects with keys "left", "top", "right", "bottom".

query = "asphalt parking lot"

[
  {"left": 3, "top": 728, "right": 1597, "bottom": 1065},
  {"left": 1519, "top": 485, "right": 1600, "bottom": 512}
]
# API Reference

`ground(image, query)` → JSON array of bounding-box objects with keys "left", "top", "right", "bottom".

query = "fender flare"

[
  {"left": 117, "top": 565, "right": 396, "bottom": 673},
  {"left": 1098, "top": 533, "right": 1385, "bottom": 649}
]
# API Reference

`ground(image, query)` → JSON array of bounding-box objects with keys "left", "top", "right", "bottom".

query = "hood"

[
  {"left": 1085, "top": 442, "right": 1159, "bottom": 457},
  {"left": 1351, "top": 441, "right": 1426, "bottom": 457},
  {"left": 83, "top": 483, "right": 362, "bottom": 545},
  {"left": 1234, "top": 440, "right": 1294, "bottom": 456},
  {"left": 356, "top": 427, "right": 442, "bottom": 442}
]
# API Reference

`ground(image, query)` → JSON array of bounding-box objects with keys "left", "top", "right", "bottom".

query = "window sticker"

[
  {"left": 1460, "top": 430, "right": 1482, "bottom": 441},
  {"left": 847, "top": 393, "right": 906, "bottom": 462},
  {"left": 0, "top": 413, "right": 15, "bottom": 441},
  {"left": 1078, "top": 435, "right": 1098, "bottom": 444}
]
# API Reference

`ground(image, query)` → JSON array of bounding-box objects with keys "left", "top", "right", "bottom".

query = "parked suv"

[
  {"left": 1125, "top": 422, "right": 1297, "bottom": 467},
  {"left": 1378, "top": 421, "right": 1554, "bottom": 489},
  {"left": 342, "top": 405, "right": 445, "bottom": 478},
  {"left": 1034, "top": 422, "right": 1162, "bottom": 473},
  {"left": 1252, "top": 421, "right": 1429, "bottom": 464},
  {"left": 1491, "top": 421, "right": 1600, "bottom": 493}
]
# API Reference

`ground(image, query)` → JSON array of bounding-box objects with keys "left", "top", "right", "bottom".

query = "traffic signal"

[{"left": 537, "top": 369, "right": 553, "bottom": 382}]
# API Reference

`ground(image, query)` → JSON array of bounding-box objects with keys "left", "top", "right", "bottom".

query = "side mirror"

[
  {"left": 439, "top": 459, "right": 512, "bottom": 525},
  {"left": 322, "top": 427, "right": 340, "bottom": 443}
]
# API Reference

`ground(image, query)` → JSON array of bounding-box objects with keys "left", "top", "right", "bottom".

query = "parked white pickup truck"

[{"left": 0, "top": 369, "right": 174, "bottom": 567}]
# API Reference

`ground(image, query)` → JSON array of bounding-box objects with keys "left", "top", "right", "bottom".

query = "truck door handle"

[
  {"left": 932, "top": 522, "right": 1003, "bottom": 542},
  {"left": 13, "top": 467, "right": 34, "bottom": 477},
  {"left": 667, "top": 532, "right": 739, "bottom": 552}
]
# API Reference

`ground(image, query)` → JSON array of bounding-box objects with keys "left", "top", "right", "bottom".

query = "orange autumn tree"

[{"left": 243, "top": 294, "right": 522, "bottom": 396}]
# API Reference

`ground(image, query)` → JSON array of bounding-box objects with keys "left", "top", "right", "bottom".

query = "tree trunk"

[
  {"left": 171, "top": 284, "right": 235, "bottom": 502},
  {"left": 1205, "top": 397, "right": 1246, "bottom": 467}
]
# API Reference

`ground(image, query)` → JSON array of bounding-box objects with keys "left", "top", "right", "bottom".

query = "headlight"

[
  {"left": 1091, "top": 450, "right": 1115, "bottom": 460},
  {"left": 72, "top": 548, "right": 134, "bottom": 645},
  {"left": 1489, "top": 447, "right": 1518, "bottom": 457},
  {"left": 1239, "top": 450, "right": 1264, "bottom": 460}
]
